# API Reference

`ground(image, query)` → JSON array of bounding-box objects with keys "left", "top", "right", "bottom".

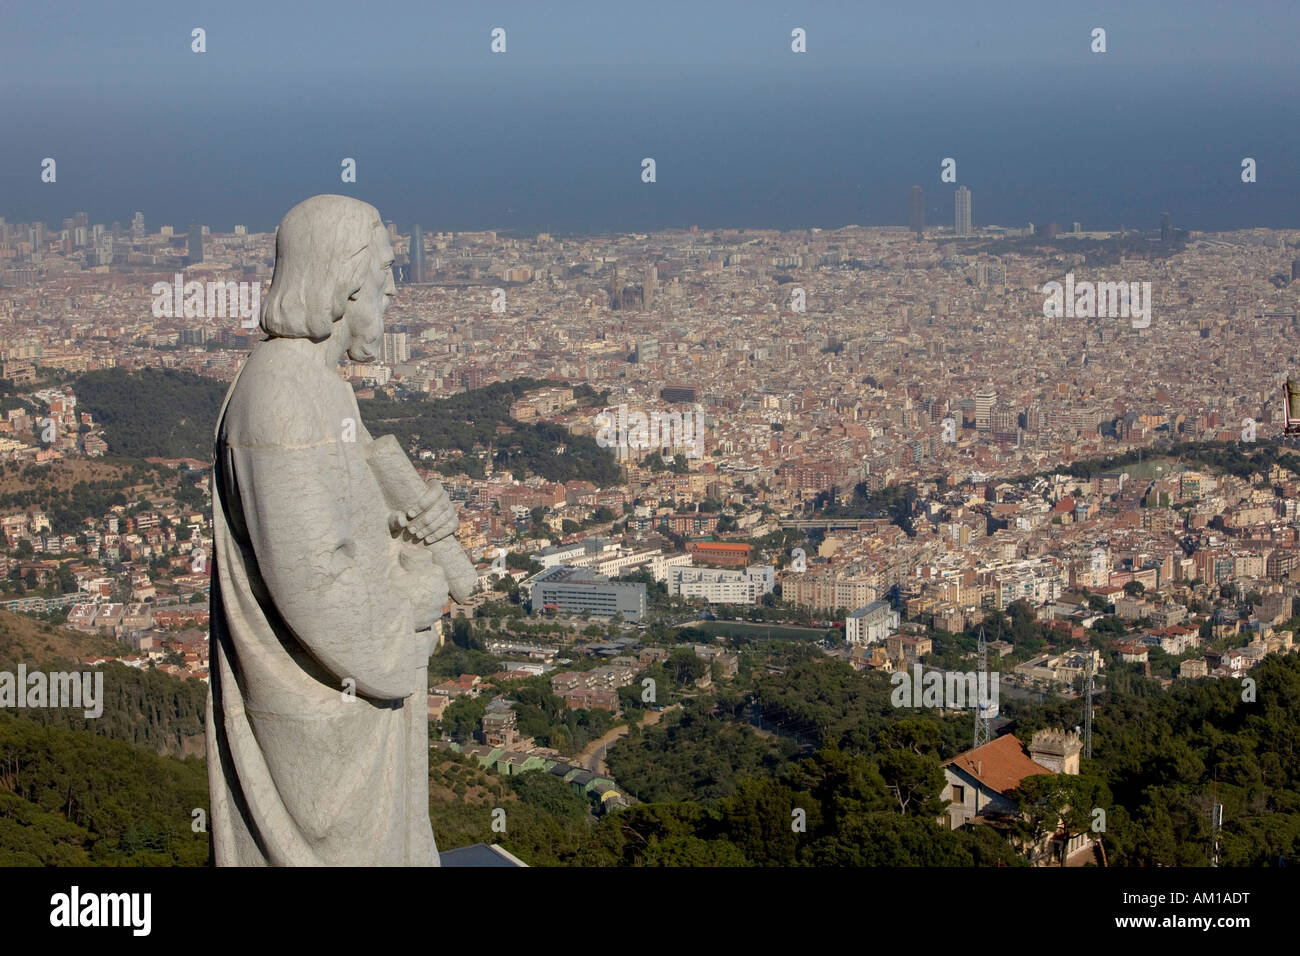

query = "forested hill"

[
  {"left": 75, "top": 369, "right": 620, "bottom": 485},
  {"left": 0, "top": 614, "right": 210, "bottom": 865},
  {"left": 76, "top": 368, "right": 227, "bottom": 460},
  {"left": 358, "top": 377, "right": 621, "bottom": 485},
  {"left": 0, "top": 611, "right": 207, "bottom": 759},
  {"left": 0, "top": 715, "right": 209, "bottom": 866}
]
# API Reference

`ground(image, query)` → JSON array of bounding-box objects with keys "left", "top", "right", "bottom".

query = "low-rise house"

[
  {"left": 1140, "top": 625, "right": 1199, "bottom": 655},
  {"left": 66, "top": 602, "right": 100, "bottom": 632},
  {"left": 428, "top": 694, "right": 451, "bottom": 721},
  {"left": 940, "top": 729, "right": 1097, "bottom": 866},
  {"left": 848, "top": 643, "right": 891, "bottom": 671},
  {"left": 433, "top": 674, "right": 482, "bottom": 699},
  {"left": 562, "top": 688, "right": 618, "bottom": 711},
  {"left": 93, "top": 603, "right": 125, "bottom": 631},
  {"left": 886, "top": 633, "right": 932, "bottom": 669},
  {"left": 1147, "top": 603, "right": 1188, "bottom": 628},
  {"left": 1115, "top": 640, "right": 1148, "bottom": 664}
]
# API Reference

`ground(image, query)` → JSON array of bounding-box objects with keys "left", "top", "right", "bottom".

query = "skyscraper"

[
  {"left": 382, "top": 332, "right": 410, "bottom": 364},
  {"left": 910, "top": 186, "right": 924, "bottom": 235},
  {"left": 975, "top": 386, "right": 996, "bottom": 432},
  {"left": 1160, "top": 212, "right": 1171, "bottom": 243},
  {"left": 955, "top": 186, "right": 972, "bottom": 238},
  {"left": 131, "top": 212, "right": 145, "bottom": 242},
  {"left": 187, "top": 224, "right": 204, "bottom": 264},
  {"left": 409, "top": 224, "right": 426, "bottom": 283}
]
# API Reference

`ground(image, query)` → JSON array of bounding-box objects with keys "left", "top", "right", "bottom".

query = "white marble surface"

[{"left": 206, "top": 195, "right": 464, "bottom": 865}]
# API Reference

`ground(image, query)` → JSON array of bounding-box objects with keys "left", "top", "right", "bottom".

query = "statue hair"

[{"left": 261, "top": 194, "right": 382, "bottom": 340}]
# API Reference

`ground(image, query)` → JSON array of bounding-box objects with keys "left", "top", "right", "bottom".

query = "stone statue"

[{"left": 206, "top": 194, "right": 473, "bottom": 865}]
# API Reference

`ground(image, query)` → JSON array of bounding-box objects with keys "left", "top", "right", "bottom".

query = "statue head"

[{"left": 261, "top": 194, "right": 395, "bottom": 362}]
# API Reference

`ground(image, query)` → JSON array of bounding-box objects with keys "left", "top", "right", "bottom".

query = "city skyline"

[{"left": 0, "top": 201, "right": 1195, "bottom": 243}]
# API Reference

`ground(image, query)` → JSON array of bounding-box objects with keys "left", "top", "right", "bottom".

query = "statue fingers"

[
  {"left": 406, "top": 485, "right": 447, "bottom": 521},
  {"left": 408, "top": 501, "right": 456, "bottom": 539},
  {"left": 420, "top": 512, "right": 459, "bottom": 544},
  {"left": 420, "top": 520, "right": 455, "bottom": 544}
]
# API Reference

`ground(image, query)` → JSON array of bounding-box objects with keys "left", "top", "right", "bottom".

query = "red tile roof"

[{"left": 945, "top": 733, "right": 1053, "bottom": 796}]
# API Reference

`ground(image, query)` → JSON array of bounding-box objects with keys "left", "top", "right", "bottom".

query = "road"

[{"left": 576, "top": 704, "right": 673, "bottom": 775}]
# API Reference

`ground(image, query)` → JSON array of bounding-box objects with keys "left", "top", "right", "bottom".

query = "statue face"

[{"left": 343, "top": 226, "right": 395, "bottom": 362}]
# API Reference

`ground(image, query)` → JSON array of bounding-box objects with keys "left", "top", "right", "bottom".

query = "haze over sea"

[{"left": 2, "top": 0, "right": 1297, "bottom": 234}]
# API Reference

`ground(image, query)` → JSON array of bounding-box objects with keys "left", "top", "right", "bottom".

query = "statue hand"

[
  {"left": 391, "top": 485, "right": 459, "bottom": 544},
  {"left": 398, "top": 556, "right": 448, "bottom": 633}
]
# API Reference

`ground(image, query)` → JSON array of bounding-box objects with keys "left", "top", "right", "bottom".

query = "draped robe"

[{"left": 205, "top": 342, "right": 445, "bottom": 865}]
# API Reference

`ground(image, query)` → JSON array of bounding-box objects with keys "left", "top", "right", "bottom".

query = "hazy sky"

[{"left": 3, "top": 0, "right": 1298, "bottom": 234}]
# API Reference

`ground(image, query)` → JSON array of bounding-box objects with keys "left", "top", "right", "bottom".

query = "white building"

[
  {"left": 845, "top": 600, "right": 900, "bottom": 645},
  {"left": 569, "top": 546, "right": 660, "bottom": 577},
  {"left": 650, "top": 552, "right": 693, "bottom": 581},
  {"left": 667, "top": 564, "right": 774, "bottom": 605},
  {"left": 532, "top": 536, "right": 620, "bottom": 569}
]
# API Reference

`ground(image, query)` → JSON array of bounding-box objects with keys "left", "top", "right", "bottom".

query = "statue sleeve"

[{"left": 230, "top": 439, "right": 424, "bottom": 701}]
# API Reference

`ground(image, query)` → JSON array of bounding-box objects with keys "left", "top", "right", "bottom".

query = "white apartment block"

[
  {"left": 570, "top": 547, "right": 661, "bottom": 577},
  {"left": 667, "top": 564, "right": 775, "bottom": 604},
  {"left": 651, "top": 552, "right": 694, "bottom": 581},
  {"left": 845, "top": 600, "right": 900, "bottom": 645}
]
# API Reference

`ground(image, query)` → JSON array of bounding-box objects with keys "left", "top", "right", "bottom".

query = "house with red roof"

[{"left": 941, "top": 729, "right": 1100, "bottom": 866}]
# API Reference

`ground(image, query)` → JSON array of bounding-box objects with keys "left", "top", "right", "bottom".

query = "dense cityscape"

[{"left": 0, "top": 195, "right": 1298, "bottom": 877}]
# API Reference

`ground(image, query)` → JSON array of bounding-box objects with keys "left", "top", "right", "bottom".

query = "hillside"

[
  {"left": 0, "top": 610, "right": 207, "bottom": 759},
  {"left": 0, "top": 457, "right": 145, "bottom": 496},
  {"left": 0, "top": 713, "right": 209, "bottom": 866},
  {"left": 0, "top": 608, "right": 212, "bottom": 865},
  {"left": 75, "top": 367, "right": 227, "bottom": 460},
  {"left": 359, "top": 377, "right": 621, "bottom": 485},
  {"left": 0, "top": 608, "right": 119, "bottom": 667},
  {"left": 0, "top": 457, "right": 190, "bottom": 534},
  {"left": 73, "top": 369, "right": 621, "bottom": 485}
]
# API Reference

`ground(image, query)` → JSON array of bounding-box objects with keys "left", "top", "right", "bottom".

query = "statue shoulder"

[{"left": 221, "top": 349, "right": 346, "bottom": 448}]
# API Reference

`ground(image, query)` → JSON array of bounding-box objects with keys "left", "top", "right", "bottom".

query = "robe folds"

[{"left": 206, "top": 342, "right": 446, "bottom": 866}]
